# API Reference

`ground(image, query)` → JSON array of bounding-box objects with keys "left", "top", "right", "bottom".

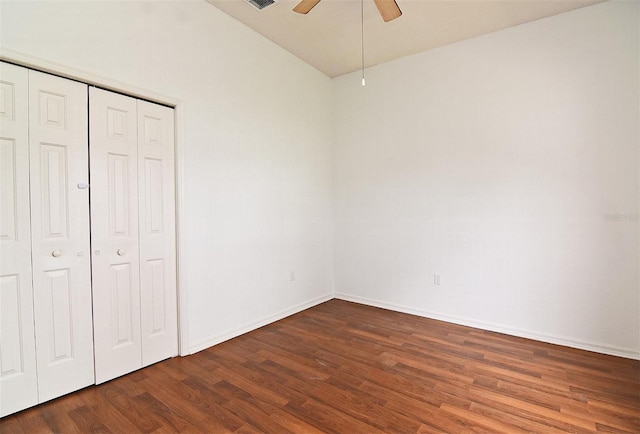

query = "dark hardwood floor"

[{"left": 1, "top": 299, "right": 639, "bottom": 433}]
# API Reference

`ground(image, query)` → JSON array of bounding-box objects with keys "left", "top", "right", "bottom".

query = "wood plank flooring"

[{"left": 1, "top": 299, "right": 638, "bottom": 433}]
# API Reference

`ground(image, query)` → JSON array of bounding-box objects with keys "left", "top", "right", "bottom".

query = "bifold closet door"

[
  {"left": 28, "top": 70, "right": 95, "bottom": 401},
  {"left": 0, "top": 63, "right": 38, "bottom": 417},
  {"left": 90, "top": 88, "right": 142, "bottom": 383},
  {"left": 137, "top": 100, "right": 178, "bottom": 367},
  {"left": 90, "top": 88, "right": 177, "bottom": 383}
]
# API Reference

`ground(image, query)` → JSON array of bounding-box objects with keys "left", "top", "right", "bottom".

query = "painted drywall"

[
  {"left": 333, "top": 1, "right": 639, "bottom": 358},
  {"left": 0, "top": 0, "right": 334, "bottom": 353},
  {"left": 2, "top": 0, "right": 637, "bottom": 360}
]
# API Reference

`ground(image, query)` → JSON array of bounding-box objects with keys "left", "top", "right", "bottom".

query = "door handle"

[
  {"left": 117, "top": 249, "right": 125, "bottom": 256},
  {"left": 52, "top": 250, "right": 62, "bottom": 257}
]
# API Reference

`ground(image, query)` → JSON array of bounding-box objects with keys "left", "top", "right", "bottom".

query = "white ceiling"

[{"left": 206, "top": 0, "right": 604, "bottom": 78}]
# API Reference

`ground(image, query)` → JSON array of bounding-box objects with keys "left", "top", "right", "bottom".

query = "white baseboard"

[
  {"left": 335, "top": 293, "right": 640, "bottom": 360},
  {"left": 186, "top": 291, "right": 639, "bottom": 360},
  {"left": 188, "top": 293, "right": 334, "bottom": 355}
]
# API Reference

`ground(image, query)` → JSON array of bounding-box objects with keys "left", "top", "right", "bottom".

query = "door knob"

[
  {"left": 117, "top": 249, "right": 125, "bottom": 256},
  {"left": 52, "top": 250, "right": 62, "bottom": 257}
]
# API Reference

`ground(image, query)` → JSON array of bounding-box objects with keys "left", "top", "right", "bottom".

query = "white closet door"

[
  {"left": 0, "top": 63, "right": 38, "bottom": 417},
  {"left": 90, "top": 87, "right": 142, "bottom": 384},
  {"left": 137, "top": 100, "right": 178, "bottom": 366},
  {"left": 28, "top": 70, "right": 94, "bottom": 402}
]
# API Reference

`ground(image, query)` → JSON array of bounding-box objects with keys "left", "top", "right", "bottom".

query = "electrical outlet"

[{"left": 434, "top": 274, "right": 441, "bottom": 285}]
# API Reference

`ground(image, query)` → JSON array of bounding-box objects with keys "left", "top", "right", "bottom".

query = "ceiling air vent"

[{"left": 246, "top": 0, "right": 276, "bottom": 10}]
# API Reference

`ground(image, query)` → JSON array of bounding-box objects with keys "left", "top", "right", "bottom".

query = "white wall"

[
  {"left": 0, "top": 0, "right": 334, "bottom": 353},
  {"left": 2, "top": 0, "right": 637, "bottom": 360},
  {"left": 333, "top": 1, "right": 639, "bottom": 358}
]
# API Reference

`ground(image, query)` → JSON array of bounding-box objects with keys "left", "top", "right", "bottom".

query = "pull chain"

[{"left": 361, "top": 0, "right": 366, "bottom": 86}]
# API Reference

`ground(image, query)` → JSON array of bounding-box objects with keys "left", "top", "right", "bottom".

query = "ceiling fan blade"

[
  {"left": 293, "top": 0, "right": 322, "bottom": 14},
  {"left": 373, "top": 0, "right": 402, "bottom": 22}
]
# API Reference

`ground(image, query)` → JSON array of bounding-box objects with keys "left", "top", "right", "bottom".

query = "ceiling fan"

[{"left": 293, "top": 0, "right": 402, "bottom": 22}]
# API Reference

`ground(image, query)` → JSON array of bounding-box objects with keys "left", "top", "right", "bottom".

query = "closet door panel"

[
  {"left": 90, "top": 87, "right": 142, "bottom": 384},
  {"left": 137, "top": 100, "right": 178, "bottom": 366},
  {"left": 28, "top": 70, "right": 94, "bottom": 402},
  {"left": 0, "top": 62, "right": 38, "bottom": 417}
]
